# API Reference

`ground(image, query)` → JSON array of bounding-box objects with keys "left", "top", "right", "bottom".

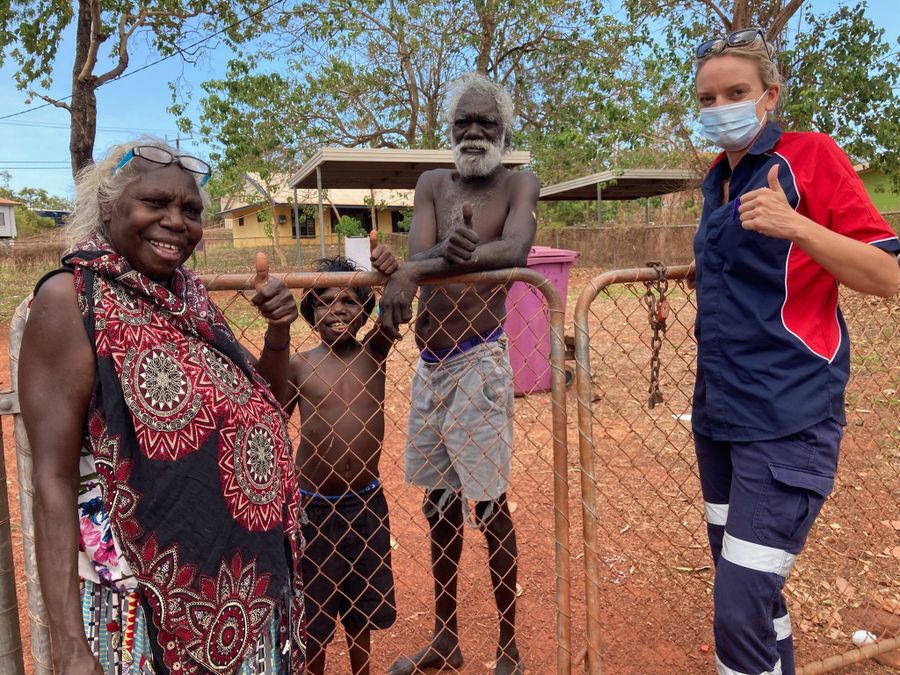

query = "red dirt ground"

[{"left": 1, "top": 269, "right": 896, "bottom": 674}]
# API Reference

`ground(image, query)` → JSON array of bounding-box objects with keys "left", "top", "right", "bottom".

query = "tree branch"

[
  {"left": 77, "top": 0, "right": 104, "bottom": 81},
  {"left": 38, "top": 94, "right": 71, "bottom": 112},
  {"left": 696, "top": 0, "right": 732, "bottom": 31},
  {"left": 768, "top": 0, "right": 805, "bottom": 39},
  {"left": 93, "top": 7, "right": 202, "bottom": 88}
]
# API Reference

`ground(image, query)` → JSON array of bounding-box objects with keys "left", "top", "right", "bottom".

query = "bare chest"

[{"left": 435, "top": 175, "right": 510, "bottom": 240}]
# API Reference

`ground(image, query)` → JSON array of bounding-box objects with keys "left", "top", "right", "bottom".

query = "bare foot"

[
  {"left": 387, "top": 639, "right": 464, "bottom": 674},
  {"left": 495, "top": 645, "right": 524, "bottom": 675}
]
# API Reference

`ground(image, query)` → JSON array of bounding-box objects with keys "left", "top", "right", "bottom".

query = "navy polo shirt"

[{"left": 692, "top": 122, "right": 899, "bottom": 441}]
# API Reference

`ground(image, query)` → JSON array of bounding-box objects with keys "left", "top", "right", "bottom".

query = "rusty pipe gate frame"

[
  {"left": 572, "top": 264, "right": 693, "bottom": 675},
  {"left": 200, "top": 267, "right": 576, "bottom": 674},
  {"left": 571, "top": 264, "right": 899, "bottom": 675}
]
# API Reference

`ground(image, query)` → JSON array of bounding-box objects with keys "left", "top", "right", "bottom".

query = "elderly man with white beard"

[{"left": 380, "top": 73, "right": 539, "bottom": 675}]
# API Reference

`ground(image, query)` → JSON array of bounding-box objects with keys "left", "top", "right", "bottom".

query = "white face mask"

[{"left": 699, "top": 91, "right": 768, "bottom": 151}]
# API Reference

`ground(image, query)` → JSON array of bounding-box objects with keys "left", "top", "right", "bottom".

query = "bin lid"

[{"left": 526, "top": 245, "right": 580, "bottom": 265}]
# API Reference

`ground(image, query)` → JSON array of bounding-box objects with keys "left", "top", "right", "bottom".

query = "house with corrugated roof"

[
  {"left": 0, "top": 198, "right": 19, "bottom": 238},
  {"left": 218, "top": 175, "right": 413, "bottom": 249}
]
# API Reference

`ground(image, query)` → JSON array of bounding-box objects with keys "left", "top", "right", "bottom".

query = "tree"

[
  {"left": 185, "top": 0, "right": 659, "bottom": 184},
  {"left": 638, "top": 0, "right": 899, "bottom": 184},
  {"left": 0, "top": 0, "right": 273, "bottom": 176},
  {"left": 780, "top": 4, "right": 899, "bottom": 187}
]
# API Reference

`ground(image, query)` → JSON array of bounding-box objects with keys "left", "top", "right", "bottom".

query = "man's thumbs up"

[
  {"left": 462, "top": 201, "right": 474, "bottom": 228},
  {"left": 767, "top": 164, "right": 783, "bottom": 193},
  {"left": 369, "top": 229, "right": 378, "bottom": 254},
  {"left": 254, "top": 251, "right": 269, "bottom": 293}
]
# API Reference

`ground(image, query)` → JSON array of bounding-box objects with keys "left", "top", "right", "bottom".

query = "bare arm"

[
  {"left": 793, "top": 225, "right": 898, "bottom": 297},
  {"left": 247, "top": 253, "right": 299, "bottom": 405},
  {"left": 363, "top": 321, "right": 399, "bottom": 361},
  {"left": 281, "top": 355, "right": 304, "bottom": 419},
  {"left": 19, "top": 274, "right": 103, "bottom": 674},
  {"left": 379, "top": 171, "right": 539, "bottom": 336},
  {"left": 406, "top": 171, "right": 539, "bottom": 276}
]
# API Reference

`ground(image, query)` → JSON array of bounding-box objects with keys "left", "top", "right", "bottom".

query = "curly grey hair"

[
  {"left": 65, "top": 137, "right": 211, "bottom": 248},
  {"left": 446, "top": 73, "right": 515, "bottom": 151}
]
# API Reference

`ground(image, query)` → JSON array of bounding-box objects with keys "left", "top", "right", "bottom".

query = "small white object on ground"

[{"left": 851, "top": 630, "right": 877, "bottom": 647}]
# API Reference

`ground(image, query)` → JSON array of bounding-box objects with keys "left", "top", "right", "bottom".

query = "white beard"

[{"left": 453, "top": 138, "right": 504, "bottom": 177}]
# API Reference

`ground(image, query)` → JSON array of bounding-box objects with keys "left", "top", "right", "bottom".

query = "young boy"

[{"left": 284, "top": 253, "right": 399, "bottom": 675}]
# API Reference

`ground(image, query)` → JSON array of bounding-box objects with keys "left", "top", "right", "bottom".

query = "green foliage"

[
  {"left": 780, "top": 3, "right": 900, "bottom": 188},
  {"left": 178, "top": 0, "right": 897, "bottom": 211},
  {"left": 0, "top": 1, "right": 270, "bottom": 96},
  {"left": 187, "top": 0, "right": 661, "bottom": 184},
  {"left": 334, "top": 215, "right": 365, "bottom": 238},
  {"left": 0, "top": 171, "right": 68, "bottom": 236},
  {"left": 1, "top": 1, "right": 274, "bottom": 175},
  {"left": 394, "top": 208, "right": 413, "bottom": 233}
]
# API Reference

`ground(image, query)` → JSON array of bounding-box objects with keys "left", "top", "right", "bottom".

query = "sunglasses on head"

[
  {"left": 113, "top": 145, "right": 212, "bottom": 186},
  {"left": 696, "top": 28, "right": 772, "bottom": 61}
]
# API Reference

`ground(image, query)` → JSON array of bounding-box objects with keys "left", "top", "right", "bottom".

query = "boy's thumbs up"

[
  {"left": 767, "top": 165, "right": 783, "bottom": 193},
  {"left": 254, "top": 251, "right": 269, "bottom": 292}
]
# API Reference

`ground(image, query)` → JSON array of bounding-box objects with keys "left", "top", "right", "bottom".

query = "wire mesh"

[
  {"left": 200, "top": 268, "right": 576, "bottom": 674},
  {"left": 574, "top": 265, "right": 899, "bottom": 675}
]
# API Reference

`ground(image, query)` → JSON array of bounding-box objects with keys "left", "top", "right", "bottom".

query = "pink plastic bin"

[{"left": 504, "top": 246, "right": 580, "bottom": 395}]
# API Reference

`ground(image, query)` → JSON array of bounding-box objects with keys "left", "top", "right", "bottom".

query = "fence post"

[
  {"left": 0, "top": 389, "right": 24, "bottom": 673},
  {"left": 9, "top": 299, "right": 53, "bottom": 673}
]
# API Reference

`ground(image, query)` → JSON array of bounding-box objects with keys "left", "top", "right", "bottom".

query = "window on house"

[
  {"left": 291, "top": 210, "right": 316, "bottom": 238},
  {"left": 391, "top": 210, "right": 412, "bottom": 233},
  {"left": 337, "top": 207, "right": 374, "bottom": 232},
  {"left": 238, "top": 216, "right": 244, "bottom": 227},
  {"left": 0, "top": 211, "right": 5, "bottom": 230}
]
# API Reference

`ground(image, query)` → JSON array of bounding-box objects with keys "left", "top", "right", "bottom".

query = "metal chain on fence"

[
  {"left": 642, "top": 261, "right": 669, "bottom": 409},
  {"left": 575, "top": 264, "right": 900, "bottom": 675}
]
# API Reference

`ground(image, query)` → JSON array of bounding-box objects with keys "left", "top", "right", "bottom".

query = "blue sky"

[{"left": 0, "top": 0, "right": 897, "bottom": 198}]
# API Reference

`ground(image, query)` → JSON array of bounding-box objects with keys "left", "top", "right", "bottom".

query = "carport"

[
  {"left": 286, "top": 147, "right": 531, "bottom": 257},
  {"left": 539, "top": 168, "right": 701, "bottom": 227}
]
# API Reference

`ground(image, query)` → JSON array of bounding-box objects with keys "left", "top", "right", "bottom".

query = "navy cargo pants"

[{"left": 695, "top": 418, "right": 842, "bottom": 675}]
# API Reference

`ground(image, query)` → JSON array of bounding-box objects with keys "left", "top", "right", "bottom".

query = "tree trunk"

[
  {"left": 473, "top": 0, "right": 497, "bottom": 74},
  {"left": 69, "top": 0, "right": 97, "bottom": 176},
  {"left": 731, "top": 0, "right": 753, "bottom": 30}
]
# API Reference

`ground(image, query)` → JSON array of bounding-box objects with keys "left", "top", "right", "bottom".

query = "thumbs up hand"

[
  {"left": 251, "top": 252, "right": 298, "bottom": 327},
  {"left": 253, "top": 251, "right": 269, "bottom": 293},
  {"left": 369, "top": 230, "right": 398, "bottom": 276},
  {"left": 738, "top": 164, "right": 802, "bottom": 240},
  {"left": 442, "top": 200, "right": 480, "bottom": 265}
]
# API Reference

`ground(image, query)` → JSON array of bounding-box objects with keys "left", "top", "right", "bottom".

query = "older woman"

[
  {"left": 19, "top": 141, "right": 305, "bottom": 674},
  {"left": 691, "top": 29, "right": 899, "bottom": 675}
]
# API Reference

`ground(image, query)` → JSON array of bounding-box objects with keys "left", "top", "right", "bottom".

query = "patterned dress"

[{"left": 50, "top": 238, "right": 305, "bottom": 674}]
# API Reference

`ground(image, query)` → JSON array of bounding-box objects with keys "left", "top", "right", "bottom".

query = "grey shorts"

[{"left": 405, "top": 336, "right": 514, "bottom": 502}]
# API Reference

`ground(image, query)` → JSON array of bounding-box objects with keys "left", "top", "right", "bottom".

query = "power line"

[
  {"left": 0, "top": 119, "right": 178, "bottom": 134},
  {"left": 0, "top": 0, "right": 283, "bottom": 122}
]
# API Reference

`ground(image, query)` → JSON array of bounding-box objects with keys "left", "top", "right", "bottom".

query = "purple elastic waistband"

[{"left": 420, "top": 326, "right": 504, "bottom": 363}]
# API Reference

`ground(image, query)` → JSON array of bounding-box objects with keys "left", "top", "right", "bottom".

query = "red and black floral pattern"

[{"left": 67, "top": 241, "right": 305, "bottom": 674}]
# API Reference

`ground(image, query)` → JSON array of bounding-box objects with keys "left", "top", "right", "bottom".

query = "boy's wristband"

[{"left": 263, "top": 332, "right": 291, "bottom": 352}]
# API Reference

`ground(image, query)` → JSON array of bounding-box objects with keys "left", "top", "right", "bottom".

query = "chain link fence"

[
  {"left": 200, "top": 268, "right": 577, "bottom": 674},
  {"left": 4, "top": 262, "right": 896, "bottom": 674},
  {"left": 574, "top": 265, "right": 899, "bottom": 674}
]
